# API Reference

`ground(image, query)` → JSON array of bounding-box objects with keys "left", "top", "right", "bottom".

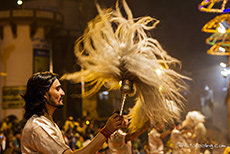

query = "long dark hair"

[{"left": 22, "top": 71, "right": 58, "bottom": 120}]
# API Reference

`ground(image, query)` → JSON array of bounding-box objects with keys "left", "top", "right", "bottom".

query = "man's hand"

[{"left": 105, "top": 113, "right": 123, "bottom": 133}]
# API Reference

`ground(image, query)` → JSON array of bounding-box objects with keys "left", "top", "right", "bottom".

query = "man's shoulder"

[
  {"left": 24, "top": 115, "right": 48, "bottom": 130},
  {"left": 21, "top": 115, "right": 44, "bottom": 142}
]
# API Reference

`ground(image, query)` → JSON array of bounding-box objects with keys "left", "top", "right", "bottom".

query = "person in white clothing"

[
  {"left": 171, "top": 122, "right": 189, "bottom": 154},
  {"left": 148, "top": 122, "right": 164, "bottom": 154},
  {"left": 21, "top": 71, "right": 125, "bottom": 154}
]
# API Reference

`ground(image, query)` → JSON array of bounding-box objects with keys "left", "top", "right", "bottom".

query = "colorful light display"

[{"left": 199, "top": 0, "right": 230, "bottom": 13}]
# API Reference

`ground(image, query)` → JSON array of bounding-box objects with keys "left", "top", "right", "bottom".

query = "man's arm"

[
  {"left": 125, "top": 122, "right": 149, "bottom": 143},
  {"left": 63, "top": 113, "right": 123, "bottom": 154},
  {"left": 160, "top": 125, "right": 174, "bottom": 139}
]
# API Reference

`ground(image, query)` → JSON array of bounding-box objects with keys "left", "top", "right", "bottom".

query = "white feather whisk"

[{"left": 61, "top": 0, "right": 190, "bottom": 132}]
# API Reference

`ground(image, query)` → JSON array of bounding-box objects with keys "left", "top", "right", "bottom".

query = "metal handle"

[{"left": 119, "top": 93, "right": 127, "bottom": 116}]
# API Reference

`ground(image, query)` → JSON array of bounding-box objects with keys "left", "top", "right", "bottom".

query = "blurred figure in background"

[
  {"left": 170, "top": 121, "right": 187, "bottom": 154},
  {"left": 63, "top": 116, "right": 79, "bottom": 132},
  {"left": 0, "top": 131, "right": 6, "bottom": 153},
  {"left": 148, "top": 122, "right": 164, "bottom": 154},
  {"left": 181, "top": 111, "right": 207, "bottom": 154}
]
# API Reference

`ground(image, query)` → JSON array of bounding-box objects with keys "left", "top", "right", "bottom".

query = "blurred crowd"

[
  {"left": 0, "top": 115, "right": 147, "bottom": 154},
  {"left": 0, "top": 115, "right": 25, "bottom": 154},
  {"left": 0, "top": 112, "right": 228, "bottom": 154}
]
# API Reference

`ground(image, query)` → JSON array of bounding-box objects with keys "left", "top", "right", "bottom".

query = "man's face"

[{"left": 45, "top": 79, "right": 65, "bottom": 108}]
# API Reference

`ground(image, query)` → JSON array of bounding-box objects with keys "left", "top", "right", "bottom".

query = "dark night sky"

[
  {"left": 0, "top": 0, "right": 18, "bottom": 10},
  {"left": 119, "top": 0, "right": 222, "bottom": 71}
]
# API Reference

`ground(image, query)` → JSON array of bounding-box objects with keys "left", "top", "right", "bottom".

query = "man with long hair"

[{"left": 21, "top": 71, "right": 124, "bottom": 154}]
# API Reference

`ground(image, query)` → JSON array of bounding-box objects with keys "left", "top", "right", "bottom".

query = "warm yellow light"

[
  {"left": 198, "top": 0, "right": 228, "bottom": 13},
  {"left": 221, "top": 69, "right": 230, "bottom": 78},
  {"left": 0, "top": 72, "right": 7, "bottom": 76},
  {"left": 155, "top": 69, "right": 163, "bottom": 76},
  {"left": 207, "top": 42, "right": 230, "bottom": 56},
  {"left": 159, "top": 85, "right": 163, "bottom": 92},
  {"left": 86, "top": 120, "right": 90, "bottom": 125},
  {"left": 218, "top": 23, "right": 226, "bottom": 34},
  {"left": 219, "top": 46, "right": 226, "bottom": 52},
  {"left": 17, "top": 0, "right": 23, "bottom": 5},
  {"left": 202, "top": 14, "right": 230, "bottom": 33},
  {"left": 119, "top": 80, "right": 122, "bottom": 87},
  {"left": 220, "top": 62, "right": 227, "bottom": 67},
  {"left": 120, "top": 42, "right": 125, "bottom": 47}
]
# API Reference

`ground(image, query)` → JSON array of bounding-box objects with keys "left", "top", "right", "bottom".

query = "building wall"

[
  {"left": 0, "top": 24, "right": 33, "bottom": 120},
  {"left": 0, "top": 0, "right": 114, "bottom": 122}
]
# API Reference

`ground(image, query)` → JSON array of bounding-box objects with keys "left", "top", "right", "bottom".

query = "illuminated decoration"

[
  {"left": 207, "top": 41, "right": 230, "bottom": 55},
  {"left": 220, "top": 61, "right": 227, "bottom": 67},
  {"left": 201, "top": 11, "right": 230, "bottom": 56},
  {"left": 206, "top": 33, "right": 230, "bottom": 45},
  {"left": 198, "top": 0, "right": 230, "bottom": 13},
  {"left": 202, "top": 14, "right": 230, "bottom": 33},
  {"left": 221, "top": 68, "right": 230, "bottom": 77}
]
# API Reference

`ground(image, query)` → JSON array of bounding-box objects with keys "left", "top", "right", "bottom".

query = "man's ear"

[{"left": 44, "top": 92, "right": 48, "bottom": 100}]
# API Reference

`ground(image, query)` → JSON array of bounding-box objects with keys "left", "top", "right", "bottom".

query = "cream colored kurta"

[{"left": 21, "top": 114, "right": 70, "bottom": 154}]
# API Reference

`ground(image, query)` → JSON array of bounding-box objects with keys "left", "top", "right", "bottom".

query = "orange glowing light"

[
  {"left": 198, "top": 0, "right": 229, "bottom": 13},
  {"left": 207, "top": 41, "right": 230, "bottom": 55},
  {"left": 202, "top": 14, "right": 230, "bottom": 33}
]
